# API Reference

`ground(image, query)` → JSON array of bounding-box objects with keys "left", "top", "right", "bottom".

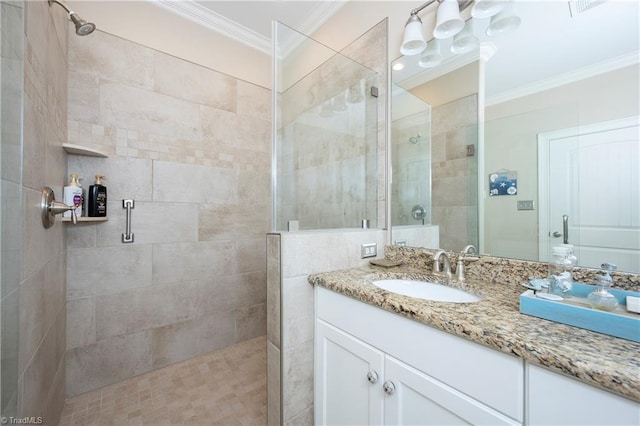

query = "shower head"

[
  {"left": 69, "top": 12, "right": 96, "bottom": 36},
  {"left": 48, "top": 0, "right": 96, "bottom": 36}
]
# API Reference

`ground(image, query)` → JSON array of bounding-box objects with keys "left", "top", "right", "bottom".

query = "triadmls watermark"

[{"left": 1, "top": 417, "right": 44, "bottom": 425}]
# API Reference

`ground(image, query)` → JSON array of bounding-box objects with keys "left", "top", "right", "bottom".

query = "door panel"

[
  {"left": 384, "top": 356, "right": 518, "bottom": 425},
  {"left": 315, "top": 319, "right": 384, "bottom": 425},
  {"left": 540, "top": 117, "right": 640, "bottom": 271}
]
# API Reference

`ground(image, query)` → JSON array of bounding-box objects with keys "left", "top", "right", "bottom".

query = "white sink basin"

[{"left": 372, "top": 279, "right": 481, "bottom": 303}]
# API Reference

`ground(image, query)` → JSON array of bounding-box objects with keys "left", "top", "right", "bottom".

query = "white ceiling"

[{"left": 155, "top": 1, "right": 639, "bottom": 99}]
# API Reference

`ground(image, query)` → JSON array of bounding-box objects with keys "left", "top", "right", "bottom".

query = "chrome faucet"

[
  {"left": 457, "top": 245, "right": 480, "bottom": 282},
  {"left": 432, "top": 250, "right": 452, "bottom": 279}
]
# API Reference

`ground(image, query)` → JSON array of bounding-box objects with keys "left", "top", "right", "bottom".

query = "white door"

[
  {"left": 538, "top": 117, "right": 640, "bottom": 271},
  {"left": 383, "top": 356, "right": 518, "bottom": 425},
  {"left": 315, "top": 319, "right": 384, "bottom": 426}
]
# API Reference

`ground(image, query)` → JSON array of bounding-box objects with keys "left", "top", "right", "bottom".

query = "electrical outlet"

[
  {"left": 517, "top": 200, "right": 535, "bottom": 210},
  {"left": 361, "top": 243, "right": 377, "bottom": 258}
]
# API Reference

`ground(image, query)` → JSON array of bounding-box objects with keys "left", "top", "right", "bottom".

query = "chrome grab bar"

[
  {"left": 121, "top": 199, "right": 135, "bottom": 243},
  {"left": 562, "top": 214, "right": 569, "bottom": 244}
]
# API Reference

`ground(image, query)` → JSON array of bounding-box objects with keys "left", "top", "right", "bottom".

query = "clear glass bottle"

[
  {"left": 548, "top": 246, "right": 573, "bottom": 296},
  {"left": 587, "top": 263, "right": 619, "bottom": 311}
]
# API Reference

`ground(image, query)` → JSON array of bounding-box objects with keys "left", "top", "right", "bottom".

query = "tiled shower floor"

[{"left": 59, "top": 336, "right": 267, "bottom": 425}]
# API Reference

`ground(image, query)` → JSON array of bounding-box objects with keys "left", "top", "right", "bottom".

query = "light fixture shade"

[
  {"left": 433, "top": 0, "right": 464, "bottom": 39},
  {"left": 486, "top": 2, "right": 521, "bottom": 37},
  {"left": 471, "top": 0, "right": 506, "bottom": 19},
  {"left": 451, "top": 20, "right": 479, "bottom": 54},
  {"left": 418, "top": 39, "right": 443, "bottom": 69},
  {"left": 400, "top": 15, "right": 427, "bottom": 56}
]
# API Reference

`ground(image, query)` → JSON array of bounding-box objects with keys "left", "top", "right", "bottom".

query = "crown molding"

[
  {"left": 152, "top": 0, "right": 346, "bottom": 56},
  {"left": 486, "top": 51, "right": 640, "bottom": 106},
  {"left": 153, "top": 0, "right": 271, "bottom": 54}
]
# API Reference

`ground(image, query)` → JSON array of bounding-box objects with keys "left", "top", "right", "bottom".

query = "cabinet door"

[
  {"left": 315, "top": 319, "right": 384, "bottom": 426},
  {"left": 527, "top": 363, "right": 640, "bottom": 425},
  {"left": 384, "top": 356, "right": 520, "bottom": 425}
]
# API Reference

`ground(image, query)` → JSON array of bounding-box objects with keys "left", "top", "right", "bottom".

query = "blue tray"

[{"left": 520, "top": 283, "right": 640, "bottom": 343}]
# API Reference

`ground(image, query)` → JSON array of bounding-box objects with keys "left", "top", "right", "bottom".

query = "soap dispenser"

[
  {"left": 88, "top": 175, "right": 107, "bottom": 217},
  {"left": 587, "top": 263, "right": 619, "bottom": 311}
]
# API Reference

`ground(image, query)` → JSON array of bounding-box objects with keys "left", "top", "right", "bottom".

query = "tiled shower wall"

[
  {"left": 11, "top": 0, "right": 68, "bottom": 422},
  {"left": 64, "top": 30, "right": 270, "bottom": 396},
  {"left": 431, "top": 94, "right": 478, "bottom": 251}
]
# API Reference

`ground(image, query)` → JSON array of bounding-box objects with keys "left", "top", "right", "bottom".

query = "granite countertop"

[{"left": 308, "top": 264, "right": 640, "bottom": 402}]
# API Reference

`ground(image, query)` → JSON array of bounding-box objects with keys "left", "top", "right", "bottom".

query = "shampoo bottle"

[
  {"left": 88, "top": 175, "right": 107, "bottom": 217},
  {"left": 63, "top": 174, "right": 83, "bottom": 218}
]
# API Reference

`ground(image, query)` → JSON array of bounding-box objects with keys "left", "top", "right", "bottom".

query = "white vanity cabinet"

[
  {"left": 315, "top": 320, "right": 384, "bottom": 425},
  {"left": 526, "top": 363, "right": 640, "bottom": 425},
  {"left": 315, "top": 287, "right": 524, "bottom": 425}
]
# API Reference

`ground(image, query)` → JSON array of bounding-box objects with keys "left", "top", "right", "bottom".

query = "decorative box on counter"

[{"left": 520, "top": 283, "right": 640, "bottom": 343}]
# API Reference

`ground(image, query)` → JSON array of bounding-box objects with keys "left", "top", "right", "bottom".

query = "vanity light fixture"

[
  {"left": 400, "top": 0, "right": 473, "bottom": 56},
  {"left": 486, "top": 1, "right": 521, "bottom": 37},
  {"left": 471, "top": 0, "right": 506, "bottom": 19},
  {"left": 400, "top": 0, "right": 519, "bottom": 60},
  {"left": 450, "top": 19, "right": 479, "bottom": 54}
]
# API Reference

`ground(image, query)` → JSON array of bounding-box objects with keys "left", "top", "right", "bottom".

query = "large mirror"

[{"left": 391, "top": 1, "right": 639, "bottom": 273}]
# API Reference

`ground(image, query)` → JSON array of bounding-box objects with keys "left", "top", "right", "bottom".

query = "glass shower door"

[{"left": 273, "top": 21, "right": 379, "bottom": 231}]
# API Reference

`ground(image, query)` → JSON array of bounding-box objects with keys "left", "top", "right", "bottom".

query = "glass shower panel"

[
  {"left": 390, "top": 84, "right": 432, "bottom": 227},
  {"left": 0, "top": 0, "right": 24, "bottom": 417},
  {"left": 273, "top": 21, "right": 379, "bottom": 231}
]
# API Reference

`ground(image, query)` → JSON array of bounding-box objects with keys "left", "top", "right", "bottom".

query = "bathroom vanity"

[{"left": 309, "top": 261, "right": 640, "bottom": 425}]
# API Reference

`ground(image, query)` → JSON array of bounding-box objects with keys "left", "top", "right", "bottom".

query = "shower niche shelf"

[
  {"left": 62, "top": 143, "right": 109, "bottom": 158},
  {"left": 61, "top": 217, "right": 108, "bottom": 223}
]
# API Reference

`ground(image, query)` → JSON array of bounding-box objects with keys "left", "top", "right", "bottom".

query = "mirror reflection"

[{"left": 391, "top": 1, "right": 639, "bottom": 273}]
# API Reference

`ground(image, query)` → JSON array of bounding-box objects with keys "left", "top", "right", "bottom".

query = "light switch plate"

[{"left": 517, "top": 200, "right": 535, "bottom": 210}]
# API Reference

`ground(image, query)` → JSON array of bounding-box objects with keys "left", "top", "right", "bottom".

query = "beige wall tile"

[
  {"left": 154, "top": 52, "right": 237, "bottom": 112},
  {"left": 66, "top": 330, "right": 152, "bottom": 397},
  {"left": 267, "top": 341, "right": 281, "bottom": 426},
  {"left": 67, "top": 244, "right": 152, "bottom": 298},
  {"left": 150, "top": 319, "right": 199, "bottom": 369},
  {"left": 69, "top": 30, "right": 154, "bottom": 90},
  {"left": 201, "top": 104, "right": 270, "bottom": 154},
  {"left": 22, "top": 96, "right": 46, "bottom": 190},
  {"left": 266, "top": 234, "right": 281, "bottom": 349},
  {"left": 199, "top": 204, "right": 269, "bottom": 241},
  {"left": 196, "top": 310, "right": 236, "bottom": 354},
  {"left": 152, "top": 241, "right": 235, "bottom": 285},
  {"left": 282, "top": 341, "right": 313, "bottom": 423},
  {"left": 281, "top": 276, "right": 313, "bottom": 350},
  {"left": 238, "top": 80, "right": 271, "bottom": 121},
  {"left": 153, "top": 161, "right": 236, "bottom": 203},
  {"left": 66, "top": 297, "right": 95, "bottom": 350},
  {"left": 95, "top": 282, "right": 198, "bottom": 341},
  {"left": 67, "top": 70, "right": 99, "bottom": 124},
  {"left": 18, "top": 268, "right": 45, "bottom": 375},
  {"left": 236, "top": 303, "right": 266, "bottom": 341},
  {"left": 99, "top": 81, "right": 200, "bottom": 140},
  {"left": 22, "top": 310, "right": 65, "bottom": 417},
  {"left": 236, "top": 239, "right": 267, "bottom": 273}
]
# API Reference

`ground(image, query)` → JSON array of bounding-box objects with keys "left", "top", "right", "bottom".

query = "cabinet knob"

[
  {"left": 383, "top": 381, "right": 396, "bottom": 395},
  {"left": 366, "top": 371, "right": 378, "bottom": 384}
]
